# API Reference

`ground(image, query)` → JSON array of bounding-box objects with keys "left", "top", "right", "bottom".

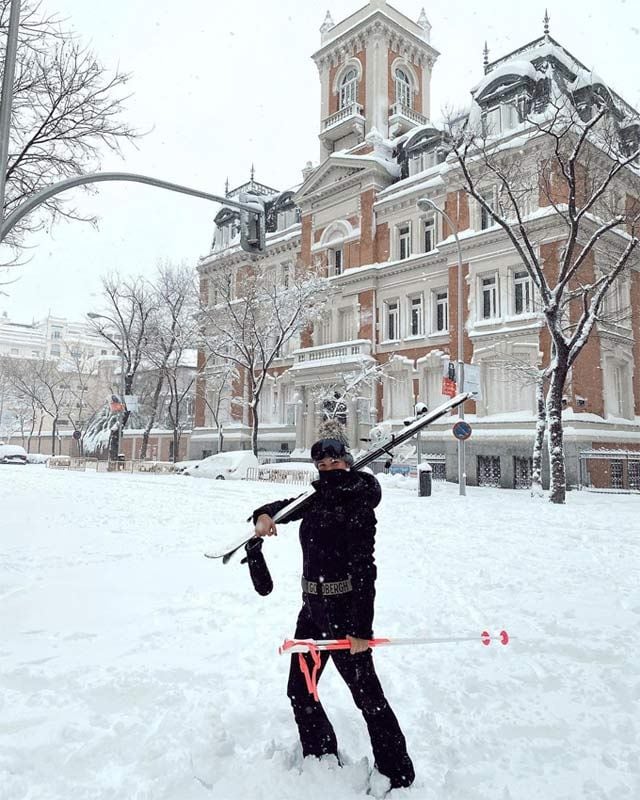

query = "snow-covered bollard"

[{"left": 418, "top": 461, "right": 432, "bottom": 497}]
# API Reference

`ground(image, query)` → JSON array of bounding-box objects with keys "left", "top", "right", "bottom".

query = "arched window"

[
  {"left": 395, "top": 68, "right": 413, "bottom": 108},
  {"left": 340, "top": 68, "right": 358, "bottom": 109}
]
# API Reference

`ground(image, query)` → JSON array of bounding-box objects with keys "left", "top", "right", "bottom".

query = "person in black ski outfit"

[{"left": 252, "top": 437, "right": 415, "bottom": 791}]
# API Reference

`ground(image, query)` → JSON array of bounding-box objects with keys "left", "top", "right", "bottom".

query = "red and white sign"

[{"left": 441, "top": 377, "right": 457, "bottom": 398}]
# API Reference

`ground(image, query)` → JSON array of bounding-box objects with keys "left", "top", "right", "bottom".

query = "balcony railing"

[
  {"left": 293, "top": 339, "right": 372, "bottom": 366},
  {"left": 322, "top": 103, "right": 364, "bottom": 130},
  {"left": 389, "top": 103, "right": 428, "bottom": 126}
]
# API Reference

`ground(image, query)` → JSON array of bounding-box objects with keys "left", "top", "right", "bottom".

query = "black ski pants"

[{"left": 286, "top": 595, "right": 414, "bottom": 789}]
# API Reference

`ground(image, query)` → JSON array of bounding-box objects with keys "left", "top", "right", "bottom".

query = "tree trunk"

[
  {"left": 217, "top": 424, "right": 224, "bottom": 454},
  {"left": 531, "top": 375, "right": 547, "bottom": 498},
  {"left": 140, "top": 374, "right": 164, "bottom": 460},
  {"left": 50, "top": 418, "right": 57, "bottom": 456},
  {"left": 251, "top": 398, "right": 259, "bottom": 456},
  {"left": 172, "top": 427, "right": 179, "bottom": 463},
  {"left": 546, "top": 366, "right": 569, "bottom": 504}
]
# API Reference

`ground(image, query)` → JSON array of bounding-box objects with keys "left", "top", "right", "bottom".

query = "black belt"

[{"left": 301, "top": 576, "right": 352, "bottom": 596}]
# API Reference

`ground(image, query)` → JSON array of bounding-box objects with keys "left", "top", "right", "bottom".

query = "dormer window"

[
  {"left": 483, "top": 97, "right": 523, "bottom": 135},
  {"left": 395, "top": 68, "right": 413, "bottom": 109},
  {"left": 340, "top": 69, "right": 358, "bottom": 109}
]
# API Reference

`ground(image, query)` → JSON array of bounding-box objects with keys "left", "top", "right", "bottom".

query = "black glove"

[{"left": 240, "top": 537, "right": 273, "bottom": 596}]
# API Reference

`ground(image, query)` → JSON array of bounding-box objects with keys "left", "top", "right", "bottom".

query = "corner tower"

[{"left": 313, "top": 0, "right": 439, "bottom": 160}]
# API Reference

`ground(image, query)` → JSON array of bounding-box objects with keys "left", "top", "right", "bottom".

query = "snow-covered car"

[
  {"left": 173, "top": 459, "right": 202, "bottom": 475},
  {"left": 0, "top": 444, "right": 28, "bottom": 465},
  {"left": 26, "top": 453, "right": 50, "bottom": 465},
  {"left": 182, "top": 451, "right": 259, "bottom": 480}
]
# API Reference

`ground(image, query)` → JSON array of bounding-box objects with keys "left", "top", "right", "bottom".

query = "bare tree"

[
  {"left": 145, "top": 262, "right": 200, "bottom": 461},
  {"left": 448, "top": 86, "right": 640, "bottom": 503},
  {"left": 199, "top": 262, "right": 329, "bottom": 455},
  {"left": 202, "top": 361, "right": 237, "bottom": 454},
  {"left": 0, "top": 0, "right": 138, "bottom": 265},
  {"left": 2, "top": 354, "right": 70, "bottom": 454},
  {"left": 59, "top": 345, "right": 101, "bottom": 454},
  {"left": 87, "top": 274, "right": 155, "bottom": 459},
  {"left": 309, "top": 360, "right": 386, "bottom": 445}
]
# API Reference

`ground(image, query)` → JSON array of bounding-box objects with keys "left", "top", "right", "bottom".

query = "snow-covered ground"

[{"left": 1, "top": 467, "right": 639, "bottom": 800}]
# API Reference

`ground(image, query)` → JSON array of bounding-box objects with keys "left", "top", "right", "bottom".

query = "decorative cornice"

[{"left": 314, "top": 16, "right": 439, "bottom": 72}]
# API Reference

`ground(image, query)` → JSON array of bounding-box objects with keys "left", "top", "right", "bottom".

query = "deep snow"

[{"left": 1, "top": 467, "right": 639, "bottom": 800}]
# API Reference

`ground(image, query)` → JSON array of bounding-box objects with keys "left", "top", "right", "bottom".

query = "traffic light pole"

[{"left": 0, "top": 172, "right": 265, "bottom": 250}]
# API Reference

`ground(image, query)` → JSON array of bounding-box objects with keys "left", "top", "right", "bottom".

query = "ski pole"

[{"left": 279, "top": 629, "right": 511, "bottom": 655}]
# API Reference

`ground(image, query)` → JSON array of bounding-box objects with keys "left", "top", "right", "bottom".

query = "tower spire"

[
  {"left": 417, "top": 8, "right": 431, "bottom": 42},
  {"left": 483, "top": 41, "right": 490, "bottom": 72},
  {"left": 224, "top": 177, "right": 230, "bottom": 196},
  {"left": 543, "top": 9, "right": 550, "bottom": 36},
  {"left": 320, "top": 11, "right": 334, "bottom": 36},
  {"left": 250, "top": 163, "right": 255, "bottom": 182}
]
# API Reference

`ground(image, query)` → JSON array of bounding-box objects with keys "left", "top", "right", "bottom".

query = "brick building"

[{"left": 194, "top": 0, "right": 640, "bottom": 489}]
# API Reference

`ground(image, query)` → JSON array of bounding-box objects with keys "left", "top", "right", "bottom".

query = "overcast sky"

[{"left": 2, "top": 0, "right": 639, "bottom": 323}]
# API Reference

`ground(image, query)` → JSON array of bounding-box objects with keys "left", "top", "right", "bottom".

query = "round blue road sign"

[{"left": 452, "top": 420, "right": 472, "bottom": 440}]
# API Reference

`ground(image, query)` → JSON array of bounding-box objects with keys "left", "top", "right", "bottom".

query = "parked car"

[
  {"left": 173, "top": 459, "right": 202, "bottom": 475},
  {"left": 182, "top": 451, "right": 259, "bottom": 480},
  {"left": 0, "top": 444, "right": 28, "bottom": 465}
]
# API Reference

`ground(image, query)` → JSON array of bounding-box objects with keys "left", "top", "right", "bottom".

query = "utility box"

[{"left": 418, "top": 461, "right": 432, "bottom": 497}]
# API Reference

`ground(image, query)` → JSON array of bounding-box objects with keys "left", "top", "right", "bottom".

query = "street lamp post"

[
  {"left": 0, "top": 0, "right": 21, "bottom": 226},
  {"left": 87, "top": 312, "right": 126, "bottom": 462},
  {"left": 417, "top": 197, "right": 467, "bottom": 496}
]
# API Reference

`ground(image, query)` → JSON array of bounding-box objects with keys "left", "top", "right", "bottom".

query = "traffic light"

[{"left": 239, "top": 192, "right": 266, "bottom": 254}]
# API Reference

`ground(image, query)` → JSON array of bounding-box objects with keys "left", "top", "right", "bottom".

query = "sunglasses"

[{"left": 311, "top": 438, "right": 348, "bottom": 462}]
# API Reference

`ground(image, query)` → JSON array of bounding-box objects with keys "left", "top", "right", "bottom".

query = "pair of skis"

[{"left": 204, "top": 392, "right": 472, "bottom": 563}]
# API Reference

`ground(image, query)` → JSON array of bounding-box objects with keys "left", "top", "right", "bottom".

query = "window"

[
  {"left": 610, "top": 460, "right": 624, "bottom": 490},
  {"left": 514, "top": 270, "right": 534, "bottom": 315},
  {"left": 338, "top": 308, "right": 356, "bottom": 341},
  {"left": 395, "top": 68, "right": 412, "bottom": 108},
  {"left": 52, "top": 327, "right": 63, "bottom": 340},
  {"left": 51, "top": 344, "right": 61, "bottom": 357},
  {"left": 481, "top": 275, "right": 499, "bottom": 319},
  {"left": 423, "top": 216, "right": 436, "bottom": 252},
  {"left": 409, "top": 296, "right": 424, "bottom": 337},
  {"left": 331, "top": 248, "right": 343, "bottom": 276},
  {"left": 340, "top": 68, "right": 358, "bottom": 109},
  {"left": 434, "top": 290, "right": 449, "bottom": 332},
  {"left": 280, "top": 262, "right": 291, "bottom": 288},
  {"left": 409, "top": 150, "right": 442, "bottom": 176},
  {"left": 483, "top": 99, "right": 522, "bottom": 135},
  {"left": 613, "top": 364, "right": 628, "bottom": 417},
  {"left": 477, "top": 455, "right": 501, "bottom": 487},
  {"left": 385, "top": 300, "right": 400, "bottom": 341},
  {"left": 398, "top": 224, "right": 411, "bottom": 260},
  {"left": 101, "top": 349, "right": 108, "bottom": 356},
  {"left": 479, "top": 188, "right": 497, "bottom": 230}
]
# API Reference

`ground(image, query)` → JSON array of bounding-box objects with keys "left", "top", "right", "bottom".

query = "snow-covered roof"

[
  {"left": 330, "top": 151, "right": 401, "bottom": 179},
  {"left": 472, "top": 60, "right": 540, "bottom": 98}
]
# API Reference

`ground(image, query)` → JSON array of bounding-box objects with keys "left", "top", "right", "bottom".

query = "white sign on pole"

[
  {"left": 463, "top": 364, "right": 482, "bottom": 400},
  {"left": 442, "top": 361, "right": 482, "bottom": 399},
  {"left": 124, "top": 395, "right": 139, "bottom": 412}
]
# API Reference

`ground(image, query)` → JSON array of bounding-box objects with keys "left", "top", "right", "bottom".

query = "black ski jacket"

[{"left": 253, "top": 469, "right": 381, "bottom": 640}]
